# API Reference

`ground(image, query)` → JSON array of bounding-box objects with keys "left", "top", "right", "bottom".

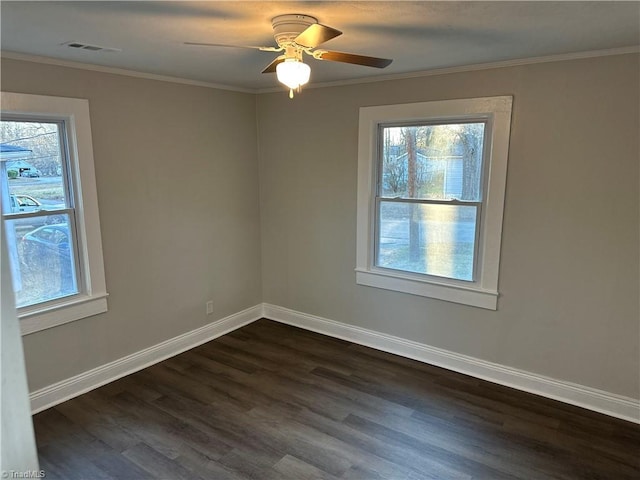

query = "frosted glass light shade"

[{"left": 276, "top": 59, "right": 311, "bottom": 89}]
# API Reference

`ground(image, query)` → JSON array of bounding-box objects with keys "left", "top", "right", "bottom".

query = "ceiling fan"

[{"left": 185, "top": 14, "right": 393, "bottom": 98}]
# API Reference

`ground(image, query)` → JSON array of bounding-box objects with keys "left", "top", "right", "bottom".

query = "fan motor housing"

[{"left": 272, "top": 14, "right": 317, "bottom": 46}]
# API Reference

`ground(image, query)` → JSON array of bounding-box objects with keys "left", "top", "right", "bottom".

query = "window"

[
  {"left": 1, "top": 92, "right": 107, "bottom": 334},
  {"left": 356, "top": 97, "right": 512, "bottom": 309}
]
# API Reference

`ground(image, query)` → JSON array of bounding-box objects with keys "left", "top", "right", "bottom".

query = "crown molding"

[
  {"left": 258, "top": 45, "right": 640, "bottom": 93},
  {"left": 0, "top": 51, "right": 255, "bottom": 94},
  {"left": 3, "top": 45, "right": 638, "bottom": 95}
]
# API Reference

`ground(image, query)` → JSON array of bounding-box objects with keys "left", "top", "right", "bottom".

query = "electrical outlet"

[{"left": 206, "top": 301, "right": 213, "bottom": 315}]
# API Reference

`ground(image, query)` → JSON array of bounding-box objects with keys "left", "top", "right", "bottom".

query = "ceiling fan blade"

[
  {"left": 294, "top": 23, "right": 342, "bottom": 48},
  {"left": 314, "top": 50, "right": 392, "bottom": 68},
  {"left": 262, "top": 56, "right": 285, "bottom": 74},
  {"left": 184, "top": 42, "right": 280, "bottom": 52}
]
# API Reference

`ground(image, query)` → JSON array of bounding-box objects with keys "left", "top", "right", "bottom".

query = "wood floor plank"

[
  {"left": 122, "top": 442, "right": 203, "bottom": 480},
  {"left": 245, "top": 402, "right": 432, "bottom": 480},
  {"left": 167, "top": 443, "right": 248, "bottom": 480},
  {"left": 216, "top": 447, "right": 282, "bottom": 479},
  {"left": 272, "top": 454, "right": 341, "bottom": 480},
  {"left": 343, "top": 413, "right": 519, "bottom": 480},
  {"left": 54, "top": 395, "right": 141, "bottom": 453},
  {"left": 111, "top": 390, "right": 235, "bottom": 461},
  {"left": 38, "top": 442, "right": 115, "bottom": 480},
  {"left": 32, "top": 319, "right": 640, "bottom": 479},
  {"left": 149, "top": 390, "right": 292, "bottom": 462}
]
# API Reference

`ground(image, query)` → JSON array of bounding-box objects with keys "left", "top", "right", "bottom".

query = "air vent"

[{"left": 61, "top": 41, "right": 121, "bottom": 53}]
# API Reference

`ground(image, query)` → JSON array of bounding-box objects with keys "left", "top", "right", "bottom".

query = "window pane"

[
  {"left": 4, "top": 214, "right": 78, "bottom": 308},
  {"left": 1, "top": 120, "right": 67, "bottom": 213},
  {"left": 381, "top": 123, "right": 485, "bottom": 201},
  {"left": 377, "top": 201, "right": 477, "bottom": 281}
]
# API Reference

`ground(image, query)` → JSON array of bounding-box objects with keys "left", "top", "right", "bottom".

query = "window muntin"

[
  {"left": 1, "top": 119, "right": 80, "bottom": 309},
  {"left": 375, "top": 122, "right": 486, "bottom": 282}
]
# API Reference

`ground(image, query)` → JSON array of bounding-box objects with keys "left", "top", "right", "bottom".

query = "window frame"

[
  {"left": 1, "top": 92, "right": 108, "bottom": 334},
  {"left": 356, "top": 96, "right": 513, "bottom": 310}
]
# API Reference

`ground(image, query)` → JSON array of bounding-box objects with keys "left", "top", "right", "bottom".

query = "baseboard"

[
  {"left": 31, "top": 302, "right": 640, "bottom": 423},
  {"left": 262, "top": 303, "right": 640, "bottom": 424},
  {"left": 29, "top": 304, "right": 263, "bottom": 414}
]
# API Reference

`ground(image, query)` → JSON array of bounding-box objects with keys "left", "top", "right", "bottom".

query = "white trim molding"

[
  {"left": 356, "top": 96, "right": 513, "bottom": 309},
  {"left": 259, "top": 46, "right": 640, "bottom": 93},
  {"left": 2, "top": 92, "right": 109, "bottom": 334},
  {"left": 30, "top": 302, "right": 640, "bottom": 424},
  {"left": 4, "top": 46, "right": 638, "bottom": 95},
  {"left": 20, "top": 294, "right": 108, "bottom": 336},
  {"left": 29, "top": 304, "right": 262, "bottom": 414},
  {"left": 262, "top": 303, "right": 640, "bottom": 424},
  {"left": 0, "top": 51, "right": 254, "bottom": 94}
]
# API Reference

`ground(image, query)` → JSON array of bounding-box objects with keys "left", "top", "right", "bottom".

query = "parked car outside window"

[
  {"left": 9, "top": 194, "right": 42, "bottom": 213},
  {"left": 8, "top": 194, "right": 65, "bottom": 214}
]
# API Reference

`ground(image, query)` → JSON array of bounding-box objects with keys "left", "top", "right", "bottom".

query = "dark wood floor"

[{"left": 33, "top": 319, "right": 639, "bottom": 479}]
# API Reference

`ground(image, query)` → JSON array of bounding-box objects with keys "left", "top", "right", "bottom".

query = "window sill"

[
  {"left": 19, "top": 293, "right": 108, "bottom": 335},
  {"left": 355, "top": 268, "right": 498, "bottom": 310}
]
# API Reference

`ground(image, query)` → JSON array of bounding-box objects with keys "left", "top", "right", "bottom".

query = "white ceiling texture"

[{"left": 1, "top": 1, "right": 639, "bottom": 92}]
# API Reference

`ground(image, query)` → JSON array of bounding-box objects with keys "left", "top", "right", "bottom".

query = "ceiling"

[{"left": 2, "top": 1, "right": 639, "bottom": 92}]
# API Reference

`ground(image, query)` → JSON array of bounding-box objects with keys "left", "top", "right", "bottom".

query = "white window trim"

[
  {"left": 1, "top": 92, "right": 108, "bottom": 334},
  {"left": 356, "top": 96, "right": 513, "bottom": 310}
]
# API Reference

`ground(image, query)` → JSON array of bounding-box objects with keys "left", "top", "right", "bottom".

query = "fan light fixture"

[
  {"left": 276, "top": 58, "right": 311, "bottom": 98},
  {"left": 185, "top": 14, "right": 393, "bottom": 99}
]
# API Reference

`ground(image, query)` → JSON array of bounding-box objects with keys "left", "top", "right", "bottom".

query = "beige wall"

[
  {"left": 257, "top": 54, "right": 639, "bottom": 399},
  {"left": 2, "top": 53, "right": 638, "bottom": 401},
  {"left": 1, "top": 58, "right": 263, "bottom": 391}
]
